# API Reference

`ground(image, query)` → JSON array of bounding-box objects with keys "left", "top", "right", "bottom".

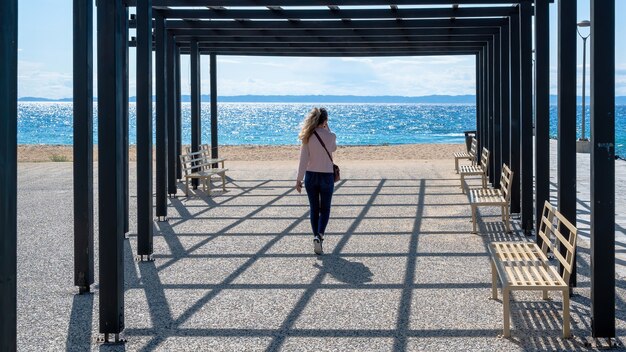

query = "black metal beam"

[
  {"left": 534, "top": 0, "right": 550, "bottom": 246},
  {"left": 136, "top": 0, "right": 153, "bottom": 257},
  {"left": 158, "top": 6, "right": 518, "bottom": 20},
  {"left": 171, "top": 35, "right": 495, "bottom": 44},
  {"left": 190, "top": 40, "right": 201, "bottom": 188},
  {"left": 0, "top": 0, "right": 18, "bottom": 349},
  {"left": 179, "top": 49, "right": 482, "bottom": 56},
  {"left": 167, "top": 33, "right": 178, "bottom": 196},
  {"left": 167, "top": 27, "right": 501, "bottom": 37},
  {"left": 73, "top": 0, "right": 94, "bottom": 294},
  {"left": 97, "top": 0, "right": 125, "bottom": 337},
  {"left": 509, "top": 10, "right": 520, "bottom": 214},
  {"left": 210, "top": 54, "right": 218, "bottom": 161},
  {"left": 557, "top": 0, "right": 577, "bottom": 277},
  {"left": 185, "top": 41, "right": 489, "bottom": 49},
  {"left": 590, "top": 0, "right": 615, "bottom": 338},
  {"left": 519, "top": 0, "right": 532, "bottom": 234},
  {"left": 129, "top": 0, "right": 533, "bottom": 6},
  {"left": 155, "top": 13, "right": 168, "bottom": 220},
  {"left": 180, "top": 45, "right": 486, "bottom": 52},
  {"left": 165, "top": 18, "right": 508, "bottom": 30}
]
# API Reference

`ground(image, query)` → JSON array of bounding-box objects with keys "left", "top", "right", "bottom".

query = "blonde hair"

[{"left": 298, "top": 107, "right": 328, "bottom": 144}]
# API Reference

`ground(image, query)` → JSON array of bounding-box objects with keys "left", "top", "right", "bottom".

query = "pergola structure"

[{"left": 0, "top": 0, "right": 617, "bottom": 348}]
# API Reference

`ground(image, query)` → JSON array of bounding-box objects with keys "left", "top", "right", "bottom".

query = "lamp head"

[{"left": 577, "top": 20, "right": 591, "bottom": 28}]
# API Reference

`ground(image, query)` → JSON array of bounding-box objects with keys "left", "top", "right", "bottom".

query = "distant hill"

[
  {"left": 182, "top": 94, "right": 478, "bottom": 103},
  {"left": 18, "top": 96, "right": 73, "bottom": 102},
  {"left": 17, "top": 94, "right": 626, "bottom": 104},
  {"left": 16, "top": 94, "right": 482, "bottom": 104}
]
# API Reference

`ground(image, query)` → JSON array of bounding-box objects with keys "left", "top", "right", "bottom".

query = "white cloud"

[{"left": 18, "top": 60, "right": 72, "bottom": 99}]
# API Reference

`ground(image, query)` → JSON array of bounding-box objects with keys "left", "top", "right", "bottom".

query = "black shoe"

[{"left": 313, "top": 235, "right": 323, "bottom": 255}]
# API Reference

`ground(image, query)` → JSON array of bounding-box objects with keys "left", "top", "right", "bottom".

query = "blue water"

[{"left": 17, "top": 102, "right": 626, "bottom": 157}]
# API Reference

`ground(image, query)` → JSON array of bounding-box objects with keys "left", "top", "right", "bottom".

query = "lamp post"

[{"left": 577, "top": 20, "right": 591, "bottom": 142}]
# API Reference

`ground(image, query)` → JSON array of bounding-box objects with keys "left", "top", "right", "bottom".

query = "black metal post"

[
  {"left": 481, "top": 45, "right": 489, "bottom": 163},
  {"left": 175, "top": 48, "right": 182, "bottom": 181},
  {"left": 500, "top": 23, "right": 510, "bottom": 168},
  {"left": 520, "top": 1, "right": 533, "bottom": 234},
  {"left": 97, "top": 0, "right": 125, "bottom": 339},
  {"left": 190, "top": 41, "right": 201, "bottom": 188},
  {"left": 0, "top": 0, "right": 18, "bottom": 349},
  {"left": 557, "top": 0, "right": 577, "bottom": 281},
  {"left": 167, "top": 34, "right": 177, "bottom": 196},
  {"left": 535, "top": 0, "right": 550, "bottom": 247},
  {"left": 476, "top": 53, "right": 481, "bottom": 145},
  {"left": 73, "top": 0, "right": 94, "bottom": 294},
  {"left": 136, "top": 0, "right": 153, "bottom": 258},
  {"left": 477, "top": 49, "right": 482, "bottom": 159},
  {"left": 590, "top": 0, "right": 615, "bottom": 338},
  {"left": 487, "top": 39, "right": 493, "bottom": 168},
  {"left": 210, "top": 54, "right": 219, "bottom": 160},
  {"left": 155, "top": 12, "right": 168, "bottom": 220},
  {"left": 492, "top": 30, "right": 501, "bottom": 184},
  {"left": 123, "top": 6, "right": 130, "bottom": 235},
  {"left": 509, "top": 11, "right": 521, "bottom": 215}
]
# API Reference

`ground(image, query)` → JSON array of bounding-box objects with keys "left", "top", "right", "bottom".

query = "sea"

[{"left": 17, "top": 102, "right": 626, "bottom": 158}]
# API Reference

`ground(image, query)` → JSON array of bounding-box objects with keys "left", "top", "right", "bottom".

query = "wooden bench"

[
  {"left": 184, "top": 144, "right": 227, "bottom": 169},
  {"left": 453, "top": 137, "right": 477, "bottom": 173},
  {"left": 469, "top": 163, "right": 513, "bottom": 233},
  {"left": 459, "top": 147, "right": 489, "bottom": 193},
  {"left": 179, "top": 150, "right": 228, "bottom": 196},
  {"left": 488, "top": 200, "right": 578, "bottom": 338}
]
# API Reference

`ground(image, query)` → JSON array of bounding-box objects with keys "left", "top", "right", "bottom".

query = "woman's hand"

[{"left": 295, "top": 180, "right": 302, "bottom": 193}]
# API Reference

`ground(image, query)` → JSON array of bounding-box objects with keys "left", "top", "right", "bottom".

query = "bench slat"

[{"left": 553, "top": 228, "right": 575, "bottom": 253}]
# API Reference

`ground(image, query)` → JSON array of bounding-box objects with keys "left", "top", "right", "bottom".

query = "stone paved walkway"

[{"left": 16, "top": 157, "right": 626, "bottom": 351}]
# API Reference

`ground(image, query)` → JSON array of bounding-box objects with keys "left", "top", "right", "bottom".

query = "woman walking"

[{"left": 295, "top": 107, "right": 337, "bottom": 255}]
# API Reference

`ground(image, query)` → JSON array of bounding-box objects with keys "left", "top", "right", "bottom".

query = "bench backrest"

[
  {"left": 538, "top": 201, "right": 578, "bottom": 283},
  {"left": 469, "top": 138, "right": 478, "bottom": 163},
  {"left": 179, "top": 151, "right": 213, "bottom": 176},
  {"left": 479, "top": 147, "right": 490, "bottom": 174},
  {"left": 184, "top": 144, "right": 211, "bottom": 155},
  {"left": 499, "top": 163, "right": 514, "bottom": 202}
]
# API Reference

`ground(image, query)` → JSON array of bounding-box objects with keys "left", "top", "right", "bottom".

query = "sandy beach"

[{"left": 17, "top": 143, "right": 466, "bottom": 162}]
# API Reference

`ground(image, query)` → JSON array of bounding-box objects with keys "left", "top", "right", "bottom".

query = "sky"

[{"left": 16, "top": 1, "right": 626, "bottom": 99}]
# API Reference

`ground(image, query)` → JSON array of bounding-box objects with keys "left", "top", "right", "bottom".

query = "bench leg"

[
  {"left": 221, "top": 173, "right": 226, "bottom": 191},
  {"left": 562, "top": 288, "right": 571, "bottom": 338},
  {"left": 542, "top": 289, "right": 549, "bottom": 300},
  {"left": 455, "top": 158, "right": 459, "bottom": 173},
  {"left": 471, "top": 205, "right": 478, "bottom": 234},
  {"left": 503, "top": 205, "right": 511, "bottom": 233},
  {"left": 185, "top": 179, "right": 189, "bottom": 196},
  {"left": 503, "top": 287, "right": 511, "bottom": 337},
  {"left": 460, "top": 175, "right": 465, "bottom": 194},
  {"left": 490, "top": 260, "right": 498, "bottom": 299},
  {"left": 482, "top": 174, "right": 487, "bottom": 189}
]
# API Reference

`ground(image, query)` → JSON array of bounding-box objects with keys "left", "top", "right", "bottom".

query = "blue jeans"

[{"left": 304, "top": 171, "right": 334, "bottom": 237}]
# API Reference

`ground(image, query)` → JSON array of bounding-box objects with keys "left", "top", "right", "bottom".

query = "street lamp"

[{"left": 577, "top": 20, "right": 591, "bottom": 141}]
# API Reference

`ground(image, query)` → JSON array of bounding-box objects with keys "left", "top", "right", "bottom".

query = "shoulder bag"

[{"left": 312, "top": 131, "right": 340, "bottom": 183}]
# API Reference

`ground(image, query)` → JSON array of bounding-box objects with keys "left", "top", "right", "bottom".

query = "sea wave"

[{"left": 16, "top": 102, "right": 626, "bottom": 157}]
